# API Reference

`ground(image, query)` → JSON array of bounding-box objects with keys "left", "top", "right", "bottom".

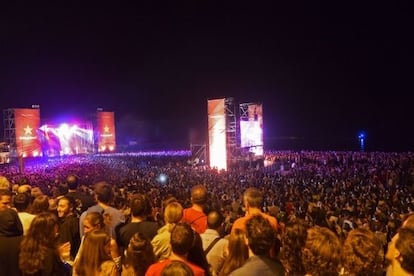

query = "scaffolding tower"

[
  {"left": 3, "top": 109, "right": 17, "bottom": 157},
  {"left": 225, "top": 97, "right": 238, "bottom": 165}
]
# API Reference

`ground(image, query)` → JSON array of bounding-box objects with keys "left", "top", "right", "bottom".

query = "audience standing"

[
  {"left": 121, "top": 232, "right": 156, "bottom": 276},
  {"left": 200, "top": 210, "right": 228, "bottom": 276},
  {"left": 0, "top": 208, "right": 23, "bottom": 276},
  {"left": 73, "top": 229, "right": 119, "bottom": 276},
  {"left": 181, "top": 185, "right": 208, "bottom": 234},
  {"left": 219, "top": 228, "right": 248, "bottom": 276},
  {"left": 19, "top": 212, "right": 71, "bottom": 276},
  {"left": 152, "top": 201, "right": 184, "bottom": 261},
  {"left": 229, "top": 215, "right": 284, "bottom": 276},
  {"left": 79, "top": 181, "right": 125, "bottom": 238},
  {"left": 145, "top": 222, "right": 205, "bottom": 276}
]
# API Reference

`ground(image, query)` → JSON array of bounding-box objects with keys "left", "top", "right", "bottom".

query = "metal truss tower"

[
  {"left": 3, "top": 109, "right": 17, "bottom": 156},
  {"left": 225, "top": 97, "right": 238, "bottom": 164}
]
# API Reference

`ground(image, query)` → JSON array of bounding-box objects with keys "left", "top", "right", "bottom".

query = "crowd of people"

[{"left": 0, "top": 149, "right": 413, "bottom": 275}]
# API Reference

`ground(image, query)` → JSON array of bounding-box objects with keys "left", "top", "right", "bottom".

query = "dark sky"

[{"left": 1, "top": 2, "right": 412, "bottom": 151}]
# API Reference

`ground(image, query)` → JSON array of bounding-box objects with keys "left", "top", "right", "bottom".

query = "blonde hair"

[{"left": 164, "top": 202, "right": 183, "bottom": 225}]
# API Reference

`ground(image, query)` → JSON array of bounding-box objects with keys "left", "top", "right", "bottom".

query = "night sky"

[{"left": 1, "top": 2, "right": 412, "bottom": 151}]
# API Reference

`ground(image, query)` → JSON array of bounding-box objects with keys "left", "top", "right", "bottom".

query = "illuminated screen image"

[
  {"left": 38, "top": 123, "right": 94, "bottom": 157},
  {"left": 240, "top": 120, "right": 263, "bottom": 156}
]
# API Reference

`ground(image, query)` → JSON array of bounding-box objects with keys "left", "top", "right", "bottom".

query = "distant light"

[{"left": 157, "top": 173, "right": 168, "bottom": 184}]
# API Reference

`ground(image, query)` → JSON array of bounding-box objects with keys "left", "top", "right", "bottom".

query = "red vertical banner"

[
  {"left": 208, "top": 98, "right": 227, "bottom": 171},
  {"left": 14, "top": 108, "right": 41, "bottom": 157},
  {"left": 97, "top": 111, "right": 116, "bottom": 152}
]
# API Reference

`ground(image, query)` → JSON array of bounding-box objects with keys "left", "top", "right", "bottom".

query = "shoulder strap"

[
  {"left": 189, "top": 214, "right": 206, "bottom": 225},
  {"left": 204, "top": 237, "right": 221, "bottom": 255}
]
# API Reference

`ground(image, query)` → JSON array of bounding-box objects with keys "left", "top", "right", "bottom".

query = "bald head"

[{"left": 207, "top": 210, "right": 224, "bottom": 230}]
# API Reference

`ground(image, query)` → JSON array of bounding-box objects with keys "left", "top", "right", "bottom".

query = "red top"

[
  {"left": 145, "top": 258, "right": 205, "bottom": 276},
  {"left": 181, "top": 208, "right": 207, "bottom": 234}
]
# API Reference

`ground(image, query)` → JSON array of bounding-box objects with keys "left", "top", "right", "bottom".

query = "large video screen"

[
  {"left": 38, "top": 123, "right": 94, "bottom": 157},
  {"left": 239, "top": 103, "right": 263, "bottom": 156}
]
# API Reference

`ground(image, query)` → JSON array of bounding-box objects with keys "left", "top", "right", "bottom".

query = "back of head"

[
  {"left": 30, "top": 195, "right": 50, "bottom": 214},
  {"left": 402, "top": 213, "right": 414, "bottom": 230},
  {"left": 83, "top": 230, "right": 111, "bottom": 259},
  {"left": 164, "top": 202, "right": 183, "bottom": 224},
  {"left": 280, "top": 218, "right": 309, "bottom": 275},
  {"left": 171, "top": 222, "right": 195, "bottom": 256},
  {"left": 207, "top": 210, "right": 224, "bottom": 230},
  {"left": 243, "top": 187, "right": 263, "bottom": 209},
  {"left": 130, "top": 193, "right": 152, "bottom": 218},
  {"left": 191, "top": 185, "right": 207, "bottom": 205},
  {"left": 302, "top": 226, "right": 342, "bottom": 276},
  {"left": 66, "top": 174, "right": 79, "bottom": 190},
  {"left": 0, "top": 175, "right": 10, "bottom": 190},
  {"left": 342, "top": 228, "right": 384, "bottom": 276},
  {"left": 13, "top": 192, "right": 31, "bottom": 212},
  {"left": 396, "top": 228, "right": 414, "bottom": 274},
  {"left": 245, "top": 215, "right": 274, "bottom": 255},
  {"left": 84, "top": 211, "right": 105, "bottom": 231},
  {"left": 0, "top": 208, "right": 23, "bottom": 237},
  {"left": 94, "top": 181, "right": 113, "bottom": 204},
  {"left": 125, "top": 232, "right": 155, "bottom": 274},
  {"left": 26, "top": 212, "right": 58, "bottom": 247},
  {"left": 17, "top": 184, "right": 31, "bottom": 194},
  {"left": 161, "top": 260, "right": 195, "bottom": 276},
  {"left": 221, "top": 228, "right": 249, "bottom": 276},
  {"left": 76, "top": 229, "right": 111, "bottom": 275}
]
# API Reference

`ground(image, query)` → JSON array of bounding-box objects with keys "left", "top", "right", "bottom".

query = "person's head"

[
  {"left": 280, "top": 218, "right": 309, "bottom": 275},
  {"left": 207, "top": 209, "right": 224, "bottom": 230},
  {"left": 164, "top": 201, "right": 183, "bottom": 224},
  {"left": 130, "top": 193, "right": 152, "bottom": 218},
  {"left": 221, "top": 228, "right": 249, "bottom": 276},
  {"left": 30, "top": 195, "right": 50, "bottom": 214},
  {"left": 386, "top": 228, "right": 414, "bottom": 275},
  {"left": 66, "top": 174, "right": 79, "bottom": 190},
  {"left": 26, "top": 212, "right": 58, "bottom": 247},
  {"left": 56, "top": 196, "right": 75, "bottom": 218},
  {"left": 13, "top": 192, "right": 31, "bottom": 212},
  {"left": 302, "top": 226, "right": 342, "bottom": 276},
  {"left": 402, "top": 213, "right": 414, "bottom": 230},
  {"left": 31, "top": 187, "right": 43, "bottom": 198},
  {"left": 0, "top": 175, "right": 11, "bottom": 191},
  {"left": 245, "top": 215, "right": 275, "bottom": 256},
  {"left": 124, "top": 232, "right": 155, "bottom": 275},
  {"left": 243, "top": 187, "right": 263, "bottom": 210},
  {"left": 170, "top": 222, "right": 195, "bottom": 256},
  {"left": 0, "top": 208, "right": 23, "bottom": 237},
  {"left": 75, "top": 230, "right": 112, "bottom": 275},
  {"left": 83, "top": 211, "right": 105, "bottom": 234},
  {"left": 94, "top": 181, "right": 113, "bottom": 204},
  {"left": 342, "top": 228, "right": 384, "bottom": 276},
  {"left": 161, "top": 260, "right": 195, "bottom": 276},
  {"left": 17, "top": 184, "right": 32, "bottom": 195},
  {"left": 191, "top": 185, "right": 207, "bottom": 205},
  {"left": 0, "top": 189, "right": 12, "bottom": 211}
]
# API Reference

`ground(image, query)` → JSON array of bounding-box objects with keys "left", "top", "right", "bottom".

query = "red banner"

[
  {"left": 14, "top": 109, "right": 41, "bottom": 157},
  {"left": 97, "top": 111, "right": 116, "bottom": 152}
]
